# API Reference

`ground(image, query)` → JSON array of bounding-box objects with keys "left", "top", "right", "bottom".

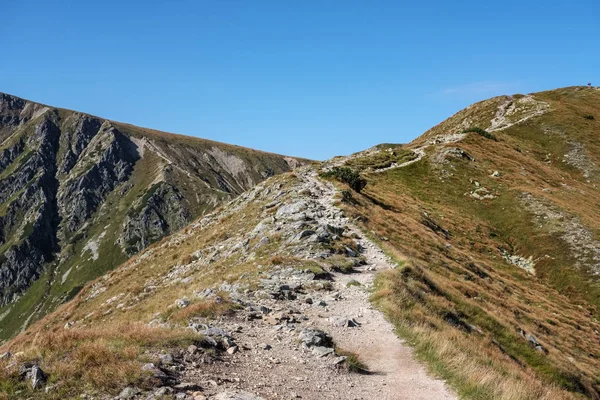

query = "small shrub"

[
  {"left": 270, "top": 255, "right": 284, "bottom": 265},
  {"left": 462, "top": 127, "right": 498, "bottom": 141},
  {"left": 321, "top": 167, "right": 367, "bottom": 192},
  {"left": 341, "top": 190, "right": 354, "bottom": 203},
  {"left": 171, "top": 296, "right": 237, "bottom": 322},
  {"left": 584, "top": 114, "right": 594, "bottom": 120},
  {"left": 335, "top": 347, "right": 369, "bottom": 373}
]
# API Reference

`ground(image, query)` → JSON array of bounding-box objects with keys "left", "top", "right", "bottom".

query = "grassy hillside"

[
  {"left": 331, "top": 86, "right": 600, "bottom": 398},
  {"left": 2, "top": 86, "right": 600, "bottom": 400}
]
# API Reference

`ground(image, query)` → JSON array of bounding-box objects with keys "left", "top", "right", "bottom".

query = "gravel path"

[
  {"left": 172, "top": 168, "right": 456, "bottom": 400},
  {"left": 303, "top": 171, "right": 456, "bottom": 399}
]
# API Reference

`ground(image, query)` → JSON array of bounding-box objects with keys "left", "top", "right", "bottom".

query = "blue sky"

[{"left": 2, "top": 1, "right": 598, "bottom": 160}]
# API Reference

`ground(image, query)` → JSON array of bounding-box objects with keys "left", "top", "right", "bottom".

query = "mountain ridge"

[
  {"left": 0, "top": 91, "right": 307, "bottom": 340},
  {"left": 0, "top": 91, "right": 305, "bottom": 160},
  {"left": 1, "top": 86, "right": 600, "bottom": 399}
]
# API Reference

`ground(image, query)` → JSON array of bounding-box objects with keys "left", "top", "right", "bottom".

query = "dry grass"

[
  {"left": 372, "top": 270, "right": 575, "bottom": 400},
  {"left": 0, "top": 173, "right": 304, "bottom": 397},
  {"left": 335, "top": 88, "right": 600, "bottom": 398},
  {"left": 1, "top": 323, "right": 198, "bottom": 399},
  {"left": 334, "top": 347, "right": 369, "bottom": 374},
  {"left": 169, "top": 293, "right": 238, "bottom": 322}
]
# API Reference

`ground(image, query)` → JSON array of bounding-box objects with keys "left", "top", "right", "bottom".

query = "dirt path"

[
  {"left": 303, "top": 171, "right": 455, "bottom": 399},
  {"left": 173, "top": 168, "right": 456, "bottom": 400}
]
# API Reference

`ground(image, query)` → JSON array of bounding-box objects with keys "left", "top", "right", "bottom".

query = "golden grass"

[
  {"left": 0, "top": 173, "right": 304, "bottom": 397},
  {"left": 334, "top": 88, "right": 600, "bottom": 398},
  {"left": 1, "top": 323, "right": 198, "bottom": 399},
  {"left": 372, "top": 270, "right": 575, "bottom": 400},
  {"left": 169, "top": 294, "right": 238, "bottom": 322}
]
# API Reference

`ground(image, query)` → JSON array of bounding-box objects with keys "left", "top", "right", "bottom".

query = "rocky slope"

[
  {"left": 0, "top": 92, "right": 305, "bottom": 341},
  {"left": 0, "top": 166, "right": 456, "bottom": 400}
]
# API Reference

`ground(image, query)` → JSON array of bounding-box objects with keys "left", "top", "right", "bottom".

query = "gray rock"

[
  {"left": 159, "top": 353, "right": 174, "bottom": 365},
  {"left": 173, "top": 382, "right": 203, "bottom": 391},
  {"left": 259, "top": 305, "right": 271, "bottom": 314},
  {"left": 332, "top": 356, "right": 347, "bottom": 365},
  {"left": 223, "top": 336, "right": 236, "bottom": 349},
  {"left": 258, "top": 343, "right": 272, "bottom": 350},
  {"left": 187, "top": 345, "right": 198, "bottom": 355},
  {"left": 298, "top": 328, "right": 332, "bottom": 348},
  {"left": 312, "top": 346, "right": 335, "bottom": 358},
  {"left": 201, "top": 336, "right": 218, "bottom": 348},
  {"left": 119, "top": 386, "right": 141, "bottom": 399},
  {"left": 30, "top": 365, "right": 46, "bottom": 390},
  {"left": 526, "top": 334, "right": 548, "bottom": 353},
  {"left": 255, "top": 236, "right": 270, "bottom": 249},
  {"left": 344, "top": 246, "right": 358, "bottom": 257},
  {"left": 276, "top": 201, "right": 308, "bottom": 220},
  {"left": 154, "top": 387, "right": 174, "bottom": 396},
  {"left": 44, "top": 384, "right": 56, "bottom": 394},
  {"left": 175, "top": 298, "right": 190, "bottom": 308},
  {"left": 0, "top": 351, "right": 11, "bottom": 360},
  {"left": 199, "top": 327, "right": 229, "bottom": 337},
  {"left": 296, "top": 229, "right": 316, "bottom": 240},
  {"left": 329, "top": 316, "right": 361, "bottom": 328},
  {"left": 327, "top": 224, "right": 345, "bottom": 236},
  {"left": 214, "top": 391, "right": 265, "bottom": 400}
]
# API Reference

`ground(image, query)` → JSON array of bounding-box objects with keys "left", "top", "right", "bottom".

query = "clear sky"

[{"left": 2, "top": 1, "right": 598, "bottom": 160}]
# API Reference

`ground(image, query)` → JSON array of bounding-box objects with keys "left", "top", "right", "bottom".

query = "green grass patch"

[{"left": 462, "top": 127, "right": 498, "bottom": 141}]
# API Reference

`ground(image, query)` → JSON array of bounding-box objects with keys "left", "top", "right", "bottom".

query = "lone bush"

[
  {"left": 321, "top": 167, "right": 367, "bottom": 192},
  {"left": 462, "top": 127, "right": 498, "bottom": 141},
  {"left": 584, "top": 114, "right": 595, "bottom": 120}
]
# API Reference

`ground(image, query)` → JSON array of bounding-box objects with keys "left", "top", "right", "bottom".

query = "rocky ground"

[{"left": 106, "top": 169, "right": 456, "bottom": 400}]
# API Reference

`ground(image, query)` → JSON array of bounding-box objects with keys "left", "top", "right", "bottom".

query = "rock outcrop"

[{"left": 0, "top": 92, "right": 305, "bottom": 340}]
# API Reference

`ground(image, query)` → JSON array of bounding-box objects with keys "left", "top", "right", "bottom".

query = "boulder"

[
  {"left": 175, "top": 298, "right": 190, "bottom": 308},
  {"left": 298, "top": 328, "right": 333, "bottom": 348},
  {"left": 119, "top": 386, "right": 141, "bottom": 399},
  {"left": 312, "top": 346, "right": 335, "bottom": 358},
  {"left": 159, "top": 353, "right": 174, "bottom": 365},
  {"left": 30, "top": 365, "right": 46, "bottom": 390}
]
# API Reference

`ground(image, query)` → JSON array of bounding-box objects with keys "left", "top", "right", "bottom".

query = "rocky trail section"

[
  {"left": 488, "top": 95, "right": 550, "bottom": 132},
  {"left": 105, "top": 168, "right": 456, "bottom": 400}
]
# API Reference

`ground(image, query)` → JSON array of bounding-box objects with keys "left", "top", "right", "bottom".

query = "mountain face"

[
  {"left": 2, "top": 86, "right": 600, "bottom": 400},
  {"left": 0, "top": 93, "right": 304, "bottom": 340}
]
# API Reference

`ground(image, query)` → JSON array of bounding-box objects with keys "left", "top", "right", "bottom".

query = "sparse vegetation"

[
  {"left": 462, "top": 127, "right": 498, "bottom": 141},
  {"left": 334, "top": 347, "right": 369, "bottom": 373},
  {"left": 345, "top": 146, "right": 418, "bottom": 171},
  {"left": 346, "top": 279, "right": 361, "bottom": 288},
  {"left": 334, "top": 88, "right": 600, "bottom": 398},
  {"left": 583, "top": 114, "right": 594, "bottom": 120},
  {"left": 0, "top": 323, "right": 199, "bottom": 399},
  {"left": 170, "top": 295, "right": 238, "bottom": 322},
  {"left": 321, "top": 167, "right": 367, "bottom": 192}
]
